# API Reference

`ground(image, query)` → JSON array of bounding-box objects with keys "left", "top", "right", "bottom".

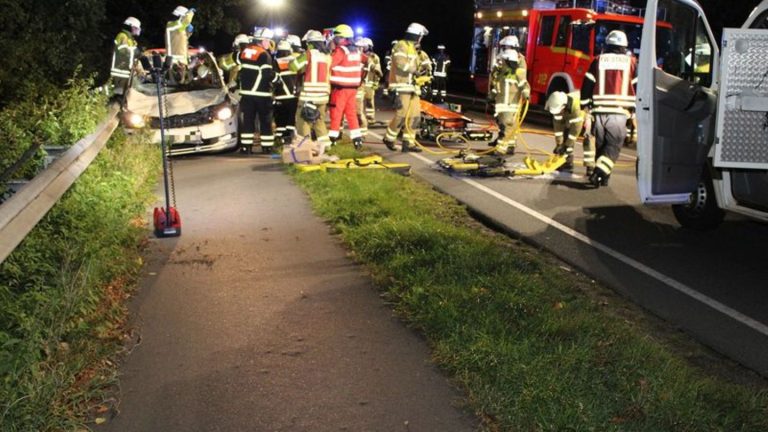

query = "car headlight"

[
  {"left": 125, "top": 112, "right": 146, "bottom": 128},
  {"left": 216, "top": 106, "right": 234, "bottom": 121}
]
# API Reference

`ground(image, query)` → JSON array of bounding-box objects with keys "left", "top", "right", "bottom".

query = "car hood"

[{"left": 125, "top": 89, "right": 226, "bottom": 117}]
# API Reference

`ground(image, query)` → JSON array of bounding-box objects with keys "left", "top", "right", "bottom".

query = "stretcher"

[
  {"left": 418, "top": 101, "right": 496, "bottom": 142},
  {"left": 437, "top": 152, "right": 568, "bottom": 178},
  {"left": 295, "top": 155, "right": 411, "bottom": 175}
]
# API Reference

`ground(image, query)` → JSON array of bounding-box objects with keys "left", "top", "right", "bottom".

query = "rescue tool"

[
  {"left": 141, "top": 52, "right": 182, "bottom": 238},
  {"left": 418, "top": 100, "right": 496, "bottom": 142}
]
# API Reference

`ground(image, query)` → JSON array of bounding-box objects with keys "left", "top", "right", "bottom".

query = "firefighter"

[
  {"left": 580, "top": 29, "right": 637, "bottom": 187},
  {"left": 274, "top": 40, "right": 299, "bottom": 143},
  {"left": 218, "top": 34, "right": 250, "bottom": 90},
  {"left": 359, "top": 38, "right": 382, "bottom": 124},
  {"left": 287, "top": 34, "right": 304, "bottom": 55},
  {"left": 165, "top": 6, "right": 195, "bottom": 65},
  {"left": 328, "top": 24, "right": 364, "bottom": 149},
  {"left": 290, "top": 30, "right": 332, "bottom": 151},
  {"left": 432, "top": 44, "right": 451, "bottom": 104},
  {"left": 384, "top": 23, "right": 429, "bottom": 153},
  {"left": 111, "top": 17, "right": 141, "bottom": 97},
  {"left": 488, "top": 35, "right": 529, "bottom": 156},
  {"left": 545, "top": 91, "right": 592, "bottom": 173},
  {"left": 355, "top": 38, "right": 371, "bottom": 138},
  {"left": 239, "top": 27, "right": 277, "bottom": 154}
]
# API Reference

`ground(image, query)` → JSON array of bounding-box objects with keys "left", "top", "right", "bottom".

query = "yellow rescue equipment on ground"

[
  {"left": 295, "top": 155, "right": 411, "bottom": 175},
  {"left": 512, "top": 154, "right": 568, "bottom": 176},
  {"left": 437, "top": 152, "right": 568, "bottom": 177}
]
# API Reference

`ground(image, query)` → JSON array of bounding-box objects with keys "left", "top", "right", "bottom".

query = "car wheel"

[{"left": 671, "top": 170, "right": 725, "bottom": 230}]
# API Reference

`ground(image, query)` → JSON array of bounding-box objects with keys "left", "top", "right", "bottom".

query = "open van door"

[{"left": 636, "top": 0, "right": 719, "bottom": 205}]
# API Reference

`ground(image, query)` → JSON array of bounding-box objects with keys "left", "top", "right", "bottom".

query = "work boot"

[
  {"left": 240, "top": 145, "right": 253, "bottom": 154},
  {"left": 588, "top": 167, "right": 607, "bottom": 187},
  {"left": 383, "top": 137, "right": 397, "bottom": 151},
  {"left": 586, "top": 166, "right": 595, "bottom": 177},
  {"left": 507, "top": 146, "right": 516, "bottom": 156},
  {"left": 558, "top": 161, "right": 574, "bottom": 173},
  {"left": 488, "top": 138, "right": 499, "bottom": 148},
  {"left": 261, "top": 145, "right": 273, "bottom": 154},
  {"left": 353, "top": 138, "right": 363, "bottom": 151},
  {"left": 402, "top": 142, "right": 422, "bottom": 153}
]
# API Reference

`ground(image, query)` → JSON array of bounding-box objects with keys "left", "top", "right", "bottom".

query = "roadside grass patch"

[
  {"left": 292, "top": 163, "right": 768, "bottom": 431},
  {"left": 0, "top": 127, "right": 159, "bottom": 431}
]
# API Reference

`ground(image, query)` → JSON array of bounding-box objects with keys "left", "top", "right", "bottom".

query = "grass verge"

[
  {"left": 291, "top": 148, "right": 768, "bottom": 431},
  {"left": 0, "top": 128, "right": 159, "bottom": 431}
]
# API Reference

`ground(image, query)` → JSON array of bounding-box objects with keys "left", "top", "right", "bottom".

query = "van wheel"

[{"left": 671, "top": 170, "right": 725, "bottom": 230}]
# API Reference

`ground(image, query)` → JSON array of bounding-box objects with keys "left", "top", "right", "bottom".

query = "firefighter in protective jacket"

[
  {"left": 111, "top": 17, "right": 141, "bottom": 96},
  {"left": 274, "top": 40, "right": 300, "bottom": 142},
  {"left": 218, "top": 34, "right": 249, "bottom": 90},
  {"left": 580, "top": 29, "right": 637, "bottom": 187},
  {"left": 328, "top": 24, "right": 364, "bottom": 149},
  {"left": 290, "top": 30, "right": 332, "bottom": 150},
  {"left": 432, "top": 45, "right": 451, "bottom": 103},
  {"left": 165, "top": 6, "right": 195, "bottom": 65},
  {"left": 489, "top": 35, "right": 530, "bottom": 156},
  {"left": 545, "top": 91, "right": 592, "bottom": 173},
  {"left": 384, "top": 23, "right": 429, "bottom": 153},
  {"left": 239, "top": 27, "right": 277, "bottom": 154},
  {"left": 358, "top": 38, "right": 382, "bottom": 124}
]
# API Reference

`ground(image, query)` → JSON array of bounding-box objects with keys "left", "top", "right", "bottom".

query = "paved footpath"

[{"left": 98, "top": 154, "right": 477, "bottom": 432}]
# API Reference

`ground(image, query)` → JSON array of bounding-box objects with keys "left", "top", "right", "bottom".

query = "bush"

[{"left": 0, "top": 120, "right": 159, "bottom": 430}]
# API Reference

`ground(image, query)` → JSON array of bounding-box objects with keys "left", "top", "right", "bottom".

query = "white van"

[{"left": 636, "top": 0, "right": 768, "bottom": 229}]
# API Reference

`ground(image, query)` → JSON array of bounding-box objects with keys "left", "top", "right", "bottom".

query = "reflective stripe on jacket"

[
  {"left": 165, "top": 11, "right": 195, "bottom": 64},
  {"left": 433, "top": 54, "right": 451, "bottom": 78},
  {"left": 330, "top": 45, "right": 362, "bottom": 88},
  {"left": 581, "top": 53, "right": 637, "bottom": 115},
  {"left": 111, "top": 30, "right": 137, "bottom": 79},
  {"left": 490, "top": 56, "right": 529, "bottom": 113},
  {"left": 291, "top": 48, "right": 331, "bottom": 103},
  {"left": 239, "top": 45, "right": 276, "bottom": 97},
  {"left": 274, "top": 54, "right": 298, "bottom": 100},
  {"left": 388, "top": 39, "right": 418, "bottom": 93}
]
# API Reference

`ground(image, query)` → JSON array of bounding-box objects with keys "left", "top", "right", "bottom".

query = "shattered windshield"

[{"left": 130, "top": 52, "right": 223, "bottom": 95}]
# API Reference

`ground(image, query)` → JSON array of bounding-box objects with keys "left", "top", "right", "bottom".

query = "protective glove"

[
  {"left": 187, "top": 24, "right": 195, "bottom": 34},
  {"left": 415, "top": 76, "right": 432, "bottom": 86},
  {"left": 522, "top": 88, "right": 531, "bottom": 100},
  {"left": 189, "top": 8, "right": 196, "bottom": 13}
]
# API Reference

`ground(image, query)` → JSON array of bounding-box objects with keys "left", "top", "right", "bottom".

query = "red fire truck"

[{"left": 471, "top": 0, "right": 671, "bottom": 104}]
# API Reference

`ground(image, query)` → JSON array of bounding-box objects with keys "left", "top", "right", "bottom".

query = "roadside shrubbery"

[
  {"left": 293, "top": 166, "right": 768, "bottom": 431},
  {"left": 0, "top": 93, "right": 159, "bottom": 430}
]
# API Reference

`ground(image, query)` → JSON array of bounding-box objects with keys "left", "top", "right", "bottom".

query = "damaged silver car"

[{"left": 121, "top": 49, "right": 238, "bottom": 155}]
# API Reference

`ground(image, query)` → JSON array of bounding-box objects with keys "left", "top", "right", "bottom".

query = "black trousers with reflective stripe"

[
  {"left": 240, "top": 96, "right": 274, "bottom": 146},
  {"left": 275, "top": 98, "right": 298, "bottom": 138},
  {"left": 593, "top": 113, "right": 627, "bottom": 174}
]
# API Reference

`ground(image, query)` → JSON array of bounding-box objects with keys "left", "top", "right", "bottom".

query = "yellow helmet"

[{"left": 333, "top": 24, "right": 354, "bottom": 39}]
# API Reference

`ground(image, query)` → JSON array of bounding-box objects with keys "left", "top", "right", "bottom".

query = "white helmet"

[
  {"left": 124, "top": 17, "right": 141, "bottom": 29},
  {"left": 302, "top": 29, "right": 324, "bottom": 43},
  {"left": 172, "top": 6, "right": 189, "bottom": 17},
  {"left": 499, "top": 35, "right": 520, "bottom": 49},
  {"left": 253, "top": 27, "right": 275, "bottom": 40},
  {"left": 545, "top": 91, "right": 568, "bottom": 115},
  {"left": 277, "top": 40, "right": 292, "bottom": 52},
  {"left": 363, "top": 37, "right": 374, "bottom": 48},
  {"left": 437, "top": 44, "right": 446, "bottom": 50},
  {"left": 287, "top": 34, "right": 302, "bottom": 48},
  {"left": 197, "top": 64, "right": 210, "bottom": 79},
  {"left": 233, "top": 33, "right": 250, "bottom": 48},
  {"left": 406, "top": 22, "right": 429, "bottom": 37},
  {"left": 606, "top": 30, "right": 628, "bottom": 48},
  {"left": 499, "top": 48, "right": 519, "bottom": 63}
]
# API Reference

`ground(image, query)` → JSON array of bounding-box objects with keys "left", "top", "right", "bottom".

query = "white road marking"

[{"left": 378, "top": 144, "right": 768, "bottom": 337}]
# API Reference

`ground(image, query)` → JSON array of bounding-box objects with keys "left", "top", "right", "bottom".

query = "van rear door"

[{"left": 636, "top": 0, "right": 719, "bottom": 205}]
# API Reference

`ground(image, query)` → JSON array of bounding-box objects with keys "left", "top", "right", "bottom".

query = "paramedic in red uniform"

[
  {"left": 580, "top": 29, "right": 637, "bottom": 187},
  {"left": 328, "top": 24, "right": 364, "bottom": 149}
]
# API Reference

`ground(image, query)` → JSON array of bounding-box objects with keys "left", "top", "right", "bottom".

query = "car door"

[{"left": 636, "top": 0, "right": 719, "bottom": 204}]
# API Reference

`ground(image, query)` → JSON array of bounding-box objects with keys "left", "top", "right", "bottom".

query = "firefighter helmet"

[
  {"left": 545, "top": 91, "right": 568, "bottom": 115},
  {"left": 253, "top": 27, "right": 275, "bottom": 40},
  {"left": 499, "top": 35, "right": 520, "bottom": 49},
  {"left": 303, "top": 29, "right": 324, "bottom": 43},
  {"left": 333, "top": 24, "right": 354, "bottom": 39},
  {"left": 287, "top": 34, "right": 302, "bottom": 49},
  {"left": 363, "top": 38, "right": 374, "bottom": 48},
  {"left": 277, "top": 40, "right": 292, "bottom": 52},
  {"left": 437, "top": 44, "right": 446, "bottom": 50},
  {"left": 606, "top": 30, "right": 628, "bottom": 48},
  {"left": 499, "top": 48, "right": 519, "bottom": 63},
  {"left": 233, "top": 33, "right": 250, "bottom": 48},
  {"left": 406, "top": 23, "right": 429, "bottom": 37},
  {"left": 172, "top": 6, "right": 189, "bottom": 17},
  {"left": 124, "top": 17, "right": 141, "bottom": 29}
]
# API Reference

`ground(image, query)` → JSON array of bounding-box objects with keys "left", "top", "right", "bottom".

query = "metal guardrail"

[{"left": 0, "top": 105, "right": 120, "bottom": 264}]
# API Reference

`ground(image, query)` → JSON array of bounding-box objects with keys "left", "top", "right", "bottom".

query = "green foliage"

[
  {"left": 0, "top": 121, "right": 159, "bottom": 430},
  {"left": 0, "top": 77, "right": 107, "bottom": 192},
  {"left": 293, "top": 169, "right": 768, "bottom": 431}
]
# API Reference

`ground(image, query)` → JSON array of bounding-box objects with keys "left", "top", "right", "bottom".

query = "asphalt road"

[
  {"left": 98, "top": 154, "right": 477, "bottom": 431},
  {"left": 367, "top": 102, "right": 768, "bottom": 376}
]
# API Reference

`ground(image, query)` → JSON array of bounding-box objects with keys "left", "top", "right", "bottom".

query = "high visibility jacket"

[
  {"left": 239, "top": 44, "right": 276, "bottom": 97},
  {"left": 489, "top": 56, "right": 530, "bottom": 114},
  {"left": 165, "top": 11, "right": 195, "bottom": 64},
  {"left": 330, "top": 45, "right": 362, "bottom": 88},
  {"left": 433, "top": 53, "right": 451, "bottom": 78},
  {"left": 218, "top": 51, "right": 241, "bottom": 86},
  {"left": 363, "top": 52, "right": 383, "bottom": 88},
  {"left": 580, "top": 52, "right": 637, "bottom": 115},
  {"left": 291, "top": 48, "right": 331, "bottom": 104},
  {"left": 388, "top": 39, "right": 419, "bottom": 94},
  {"left": 274, "top": 53, "right": 298, "bottom": 100},
  {"left": 111, "top": 30, "right": 138, "bottom": 79}
]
